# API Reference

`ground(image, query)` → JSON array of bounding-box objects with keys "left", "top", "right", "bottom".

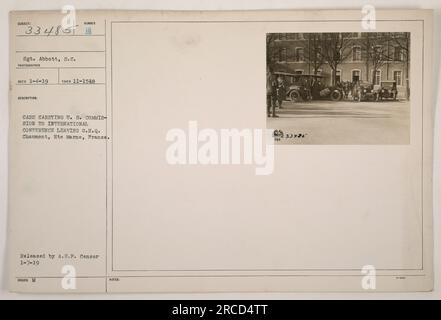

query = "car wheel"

[
  {"left": 289, "top": 90, "right": 301, "bottom": 102},
  {"left": 330, "top": 90, "right": 342, "bottom": 101}
]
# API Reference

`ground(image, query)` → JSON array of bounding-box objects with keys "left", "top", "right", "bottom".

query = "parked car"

[
  {"left": 353, "top": 81, "right": 377, "bottom": 102},
  {"left": 375, "top": 80, "right": 398, "bottom": 101},
  {"left": 273, "top": 72, "right": 312, "bottom": 102},
  {"left": 310, "top": 76, "right": 344, "bottom": 101},
  {"left": 316, "top": 85, "right": 344, "bottom": 101},
  {"left": 273, "top": 72, "right": 344, "bottom": 102}
]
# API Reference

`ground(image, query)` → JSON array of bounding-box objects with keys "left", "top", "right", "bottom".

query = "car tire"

[
  {"left": 289, "top": 90, "right": 301, "bottom": 102},
  {"left": 330, "top": 90, "right": 342, "bottom": 101},
  {"left": 354, "top": 93, "right": 360, "bottom": 102}
]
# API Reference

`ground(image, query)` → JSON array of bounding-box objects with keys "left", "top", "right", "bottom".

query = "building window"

[
  {"left": 289, "top": 33, "right": 304, "bottom": 40},
  {"left": 295, "top": 47, "right": 304, "bottom": 62},
  {"left": 279, "top": 48, "right": 287, "bottom": 61},
  {"left": 352, "top": 70, "right": 361, "bottom": 82},
  {"left": 374, "top": 70, "right": 381, "bottom": 85},
  {"left": 335, "top": 70, "right": 342, "bottom": 83},
  {"left": 295, "top": 70, "right": 304, "bottom": 75},
  {"left": 393, "top": 70, "right": 402, "bottom": 86},
  {"left": 393, "top": 46, "right": 403, "bottom": 61},
  {"left": 352, "top": 46, "right": 361, "bottom": 61}
]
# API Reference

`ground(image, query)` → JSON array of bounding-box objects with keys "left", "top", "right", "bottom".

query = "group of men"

[{"left": 266, "top": 68, "right": 361, "bottom": 117}]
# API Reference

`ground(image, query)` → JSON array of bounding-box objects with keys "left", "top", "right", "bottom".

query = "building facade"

[{"left": 268, "top": 32, "right": 410, "bottom": 99}]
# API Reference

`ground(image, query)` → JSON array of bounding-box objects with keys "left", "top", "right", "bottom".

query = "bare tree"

[
  {"left": 266, "top": 33, "right": 281, "bottom": 72},
  {"left": 303, "top": 33, "right": 326, "bottom": 75},
  {"left": 320, "top": 33, "right": 353, "bottom": 86},
  {"left": 390, "top": 33, "right": 410, "bottom": 99},
  {"left": 362, "top": 32, "right": 410, "bottom": 99},
  {"left": 360, "top": 33, "right": 393, "bottom": 84}
]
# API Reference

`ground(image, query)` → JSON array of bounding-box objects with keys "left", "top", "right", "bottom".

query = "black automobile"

[
  {"left": 273, "top": 72, "right": 344, "bottom": 102},
  {"left": 375, "top": 80, "right": 398, "bottom": 101},
  {"left": 315, "top": 85, "right": 344, "bottom": 101},
  {"left": 273, "top": 72, "right": 313, "bottom": 102},
  {"left": 353, "top": 81, "right": 377, "bottom": 102},
  {"left": 310, "top": 76, "right": 344, "bottom": 101}
]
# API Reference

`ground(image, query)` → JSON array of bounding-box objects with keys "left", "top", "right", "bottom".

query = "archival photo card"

[{"left": 8, "top": 10, "right": 433, "bottom": 293}]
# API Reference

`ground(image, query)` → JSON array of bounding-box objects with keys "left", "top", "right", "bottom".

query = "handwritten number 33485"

[{"left": 24, "top": 25, "right": 76, "bottom": 36}]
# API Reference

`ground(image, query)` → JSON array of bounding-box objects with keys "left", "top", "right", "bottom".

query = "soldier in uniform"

[
  {"left": 266, "top": 68, "right": 278, "bottom": 117},
  {"left": 275, "top": 75, "right": 285, "bottom": 112}
]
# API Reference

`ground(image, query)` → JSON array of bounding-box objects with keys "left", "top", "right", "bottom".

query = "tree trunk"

[{"left": 331, "top": 65, "right": 337, "bottom": 86}]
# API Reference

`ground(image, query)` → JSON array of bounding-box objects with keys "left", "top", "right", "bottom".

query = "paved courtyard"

[{"left": 267, "top": 99, "right": 410, "bottom": 144}]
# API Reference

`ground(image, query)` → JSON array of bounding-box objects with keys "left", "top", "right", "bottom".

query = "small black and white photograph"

[{"left": 266, "top": 32, "right": 410, "bottom": 144}]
